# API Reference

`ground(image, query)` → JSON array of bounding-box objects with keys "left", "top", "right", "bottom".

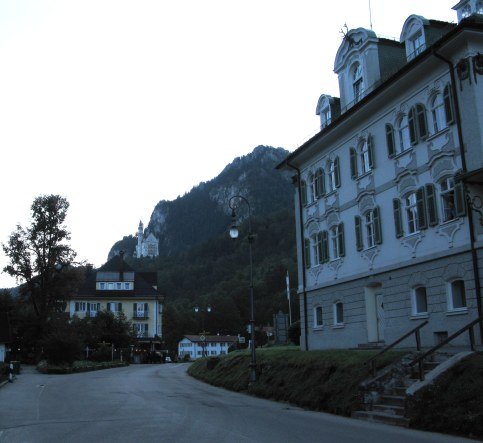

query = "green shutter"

[
  {"left": 355, "top": 216, "right": 363, "bottom": 251},
  {"left": 454, "top": 181, "right": 467, "bottom": 217},
  {"left": 416, "top": 187, "right": 427, "bottom": 230},
  {"left": 374, "top": 206, "right": 383, "bottom": 244},
  {"left": 322, "top": 230, "right": 329, "bottom": 263},
  {"left": 338, "top": 223, "right": 345, "bottom": 257},
  {"left": 107, "top": 302, "right": 111, "bottom": 311},
  {"left": 317, "top": 232, "right": 323, "bottom": 264},
  {"left": 386, "top": 124, "right": 395, "bottom": 158},
  {"left": 75, "top": 302, "right": 79, "bottom": 311},
  {"left": 416, "top": 104, "right": 428, "bottom": 139},
  {"left": 304, "top": 238, "right": 311, "bottom": 268},
  {"left": 393, "top": 199, "right": 403, "bottom": 238},
  {"left": 368, "top": 135, "right": 375, "bottom": 169},
  {"left": 408, "top": 107, "right": 417, "bottom": 145},
  {"left": 300, "top": 180, "right": 307, "bottom": 206},
  {"left": 443, "top": 84, "right": 454, "bottom": 124},
  {"left": 316, "top": 169, "right": 325, "bottom": 198},
  {"left": 118, "top": 302, "right": 122, "bottom": 312},
  {"left": 425, "top": 184, "right": 438, "bottom": 226},
  {"left": 144, "top": 302, "right": 148, "bottom": 312},
  {"left": 334, "top": 157, "right": 341, "bottom": 188},
  {"left": 134, "top": 303, "right": 137, "bottom": 314},
  {"left": 350, "top": 148, "right": 357, "bottom": 179}
]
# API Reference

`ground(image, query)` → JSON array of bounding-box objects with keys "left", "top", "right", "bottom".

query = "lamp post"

[
  {"left": 194, "top": 305, "right": 212, "bottom": 357},
  {"left": 228, "top": 195, "right": 257, "bottom": 383}
]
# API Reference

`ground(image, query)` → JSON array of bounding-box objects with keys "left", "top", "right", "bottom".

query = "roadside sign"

[{"left": 238, "top": 337, "right": 245, "bottom": 343}]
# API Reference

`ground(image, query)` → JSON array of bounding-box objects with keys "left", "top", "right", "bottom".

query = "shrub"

[
  {"left": 288, "top": 320, "right": 300, "bottom": 345},
  {"left": 42, "top": 330, "right": 82, "bottom": 365},
  {"left": 90, "top": 344, "right": 112, "bottom": 362}
]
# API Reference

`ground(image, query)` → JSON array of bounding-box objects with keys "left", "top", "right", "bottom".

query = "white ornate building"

[
  {"left": 135, "top": 220, "right": 159, "bottom": 259},
  {"left": 278, "top": 2, "right": 483, "bottom": 350}
]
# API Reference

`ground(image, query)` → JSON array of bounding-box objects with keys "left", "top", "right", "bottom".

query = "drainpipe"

[
  {"left": 284, "top": 161, "right": 309, "bottom": 350},
  {"left": 433, "top": 50, "right": 483, "bottom": 342}
]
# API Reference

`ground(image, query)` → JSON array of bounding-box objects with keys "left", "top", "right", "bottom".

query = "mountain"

[{"left": 108, "top": 146, "right": 293, "bottom": 259}]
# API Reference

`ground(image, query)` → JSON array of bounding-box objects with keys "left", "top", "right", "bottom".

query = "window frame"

[
  {"left": 411, "top": 286, "right": 429, "bottom": 316},
  {"left": 333, "top": 301, "right": 344, "bottom": 326},
  {"left": 447, "top": 279, "right": 468, "bottom": 312},
  {"left": 430, "top": 93, "right": 447, "bottom": 134},
  {"left": 397, "top": 115, "right": 411, "bottom": 153},
  {"left": 404, "top": 192, "right": 419, "bottom": 235},
  {"left": 314, "top": 305, "right": 324, "bottom": 328}
]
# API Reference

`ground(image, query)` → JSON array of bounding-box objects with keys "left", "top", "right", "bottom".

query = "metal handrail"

[
  {"left": 409, "top": 315, "right": 483, "bottom": 380},
  {"left": 366, "top": 320, "right": 428, "bottom": 376}
]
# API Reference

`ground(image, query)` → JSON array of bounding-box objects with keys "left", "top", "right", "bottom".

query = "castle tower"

[{"left": 136, "top": 220, "right": 143, "bottom": 258}]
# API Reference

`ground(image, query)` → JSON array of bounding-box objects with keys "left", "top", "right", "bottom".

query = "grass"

[
  {"left": 406, "top": 352, "right": 483, "bottom": 440},
  {"left": 188, "top": 347, "right": 403, "bottom": 416}
]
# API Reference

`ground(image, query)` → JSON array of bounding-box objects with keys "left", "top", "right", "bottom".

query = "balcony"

[{"left": 132, "top": 311, "right": 149, "bottom": 320}]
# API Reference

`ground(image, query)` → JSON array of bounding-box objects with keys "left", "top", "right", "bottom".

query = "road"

[{"left": 0, "top": 364, "right": 475, "bottom": 443}]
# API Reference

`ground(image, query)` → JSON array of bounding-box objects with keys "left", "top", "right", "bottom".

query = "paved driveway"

[{"left": 0, "top": 364, "right": 475, "bottom": 443}]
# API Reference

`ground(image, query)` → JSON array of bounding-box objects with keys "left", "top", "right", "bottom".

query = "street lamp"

[
  {"left": 228, "top": 195, "right": 257, "bottom": 383},
  {"left": 194, "top": 305, "right": 212, "bottom": 357}
]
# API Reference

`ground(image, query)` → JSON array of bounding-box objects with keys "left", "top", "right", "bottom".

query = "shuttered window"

[
  {"left": 355, "top": 215, "right": 363, "bottom": 251},
  {"left": 425, "top": 184, "right": 438, "bottom": 226},
  {"left": 393, "top": 199, "right": 403, "bottom": 238},
  {"left": 367, "top": 134, "right": 375, "bottom": 169},
  {"left": 314, "top": 168, "right": 325, "bottom": 198},
  {"left": 321, "top": 231, "right": 329, "bottom": 263},
  {"left": 334, "top": 157, "right": 341, "bottom": 188},
  {"left": 443, "top": 84, "right": 454, "bottom": 125},
  {"left": 386, "top": 124, "right": 395, "bottom": 158},
  {"left": 454, "top": 181, "right": 467, "bottom": 217},
  {"left": 415, "top": 104, "right": 428, "bottom": 140},
  {"left": 416, "top": 187, "right": 427, "bottom": 230},
  {"left": 350, "top": 148, "right": 358, "bottom": 179}
]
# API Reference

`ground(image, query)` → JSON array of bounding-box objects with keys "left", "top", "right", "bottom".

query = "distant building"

[
  {"left": 178, "top": 335, "right": 238, "bottom": 359},
  {"left": 278, "top": 3, "right": 483, "bottom": 350},
  {"left": 68, "top": 252, "right": 164, "bottom": 345},
  {"left": 135, "top": 220, "right": 159, "bottom": 259}
]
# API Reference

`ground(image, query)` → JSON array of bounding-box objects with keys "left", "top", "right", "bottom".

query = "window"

[
  {"left": 87, "top": 302, "right": 100, "bottom": 317},
  {"left": 412, "top": 287, "right": 428, "bottom": 315},
  {"left": 300, "top": 180, "right": 308, "bottom": 206},
  {"left": 448, "top": 280, "right": 467, "bottom": 311},
  {"left": 134, "top": 302, "right": 149, "bottom": 318},
  {"left": 462, "top": 4, "right": 471, "bottom": 18},
  {"left": 327, "top": 157, "right": 340, "bottom": 192},
  {"left": 124, "top": 282, "right": 131, "bottom": 290},
  {"left": 322, "top": 107, "right": 331, "bottom": 127},
  {"left": 386, "top": 124, "right": 396, "bottom": 158},
  {"left": 408, "top": 104, "right": 428, "bottom": 144},
  {"left": 311, "top": 233, "right": 320, "bottom": 266},
  {"left": 133, "top": 323, "right": 148, "bottom": 337},
  {"left": 351, "top": 137, "right": 375, "bottom": 178},
  {"left": 108, "top": 283, "right": 114, "bottom": 290},
  {"left": 330, "top": 223, "right": 345, "bottom": 259},
  {"left": 75, "top": 302, "right": 87, "bottom": 312},
  {"left": 352, "top": 63, "right": 364, "bottom": 103},
  {"left": 334, "top": 302, "right": 344, "bottom": 325},
  {"left": 314, "top": 168, "right": 325, "bottom": 199},
  {"left": 116, "top": 282, "right": 122, "bottom": 290},
  {"left": 99, "top": 283, "right": 105, "bottom": 290},
  {"left": 405, "top": 193, "right": 419, "bottom": 234},
  {"left": 410, "top": 31, "right": 425, "bottom": 57},
  {"left": 397, "top": 116, "right": 411, "bottom": 152},
  {"left": 308, "top": 173, "right": 316, "bottom": 203},
  {"left": 314, "top": 306, "right": 323, "bottom": 327},
  {"left": 430, "top": 94, "right": 446, "bottom": 133},
  {"left": 441, "top": 177, "right": 456, "bottom": 222},
  {"left": 107, "top": 302, "right": 122, "bottom": 313},
  {"left": 365, "top": 210, "right": 376, "bottom": 248}
]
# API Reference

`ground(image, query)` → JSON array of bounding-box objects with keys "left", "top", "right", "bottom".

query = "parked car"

[{"left": 165, "top": 356, "right": 172, "bottom": 363}]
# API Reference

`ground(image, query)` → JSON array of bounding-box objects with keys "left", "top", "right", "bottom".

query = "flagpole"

[{"left": 286, "top": 271, "right": 292, "bottom": 325}]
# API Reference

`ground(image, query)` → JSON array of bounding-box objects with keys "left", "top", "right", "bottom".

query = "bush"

[
  {"left": 42, "top": 330, "right": 82, "bottom": 365},
  {"left": 90, "top": 344, "right": 112, "bottom": 362},
  {"left": 0, "top": 362, "right": 7, "bottom": 382}
]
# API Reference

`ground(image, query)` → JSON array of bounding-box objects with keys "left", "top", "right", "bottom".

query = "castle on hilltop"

[{"left": 135, "top": 220, "right": 159, "bottom": 259}]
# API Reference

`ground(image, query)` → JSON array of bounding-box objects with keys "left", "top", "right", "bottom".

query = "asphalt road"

[{"left": 0, "top": 364, "right": 475, "bottom": 443}]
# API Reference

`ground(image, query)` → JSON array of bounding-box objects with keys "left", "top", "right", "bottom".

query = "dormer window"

[
  {"left": 352, "top": 63, "right": 364, "bottom": 103},
  {"left": 322, "top": 107, "right": 331, "bottom": 128},
  {"left": 462, "top": 4, "right": 471, "bottom": 17},
  {"left": 409, "top": 30, "right": 425, "bottom": 57}
]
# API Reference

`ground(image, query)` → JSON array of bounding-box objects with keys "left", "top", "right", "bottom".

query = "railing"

[
  {"left": 133, "top": 311, "right": 149, "bottom": 319},
  {"left": 409, "top": 315, "right": 483, "bottom": 381},
  {"left": 366, "top": 320, "right": 428, "bottom": 377}
]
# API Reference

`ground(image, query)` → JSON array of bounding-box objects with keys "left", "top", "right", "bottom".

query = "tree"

[{"left": 2, "top": 195, "right": 80, "bottom": 320}]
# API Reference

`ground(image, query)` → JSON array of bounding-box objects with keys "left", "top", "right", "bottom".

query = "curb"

[{"left": 0, "top": 379, "right": 10, "bottom": 389}]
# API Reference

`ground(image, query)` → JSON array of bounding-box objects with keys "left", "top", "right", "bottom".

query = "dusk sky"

[{"left": 0, "top": 0, "right": 456, "bottom": 288}]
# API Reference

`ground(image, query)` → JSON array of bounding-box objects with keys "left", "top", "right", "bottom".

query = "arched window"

[
  {"left": 330, "top": 223, "right": 345, "bottom": 259},
  {"left": 314, "top": 306, "right": 324, "bottom": 327},
  {"left": 405, "top": 192, "right": 419, "bottom": 234},
  {"left": 333, "top": 302, "right": 344, "bottom": 325},
  {"left": 352, "top": 63, "right": 364, "bottom": 103},
  {"left": 327, "top": 157, "right": 340, "bottom": 191},
  {"left": 397, "top": 115, "right": 411, "bottom": 152},
  {"left": 412, "top": 286, "right": 428, "bottom": 315},
  {"left": 447, "top": 280, "right": 467, "bottom": 311},
  {"left": 430, "top": 93, "right": 446, "bottom": 133}
]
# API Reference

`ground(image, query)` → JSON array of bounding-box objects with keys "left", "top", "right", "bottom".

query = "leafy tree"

[{"left": 2, "top": 195, "right": 80, "bottom": 320}]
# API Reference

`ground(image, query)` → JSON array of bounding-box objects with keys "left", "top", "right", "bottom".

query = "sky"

[{"left": 0, "top": 0, "right": 457, "bottom": 288}]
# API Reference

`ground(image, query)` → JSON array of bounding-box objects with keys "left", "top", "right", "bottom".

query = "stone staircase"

[{"left": 352, "top": 350, "right": 472, "bottom": 427}]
